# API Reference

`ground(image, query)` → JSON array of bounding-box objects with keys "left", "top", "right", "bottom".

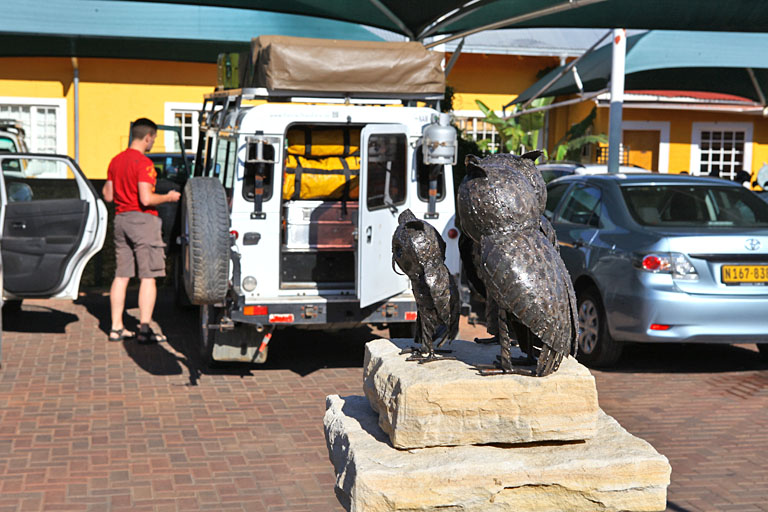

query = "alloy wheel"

[{"left": 578, "top": 299, "right": 600, "bottom": 354}]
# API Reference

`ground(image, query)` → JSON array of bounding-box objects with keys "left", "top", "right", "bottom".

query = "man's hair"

[{"left": 131, "top": 118, "right": 157, "bottom": 141}]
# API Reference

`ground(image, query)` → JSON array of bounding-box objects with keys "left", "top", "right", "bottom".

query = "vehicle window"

[
  {"left": 366, "top": 133, "right": 407, "bottom": 211},
  {"left": 556, "top": 185, "right": 602, "bottom": 227},
  {"left": 545, "top": 183, "right": 570, "bottom": 218},
  {"left": 214, "top": 138, "right": 237, "bottom": 192},
  {"left": 2, "top": 157, "right": 79, "bottom": 201},
  {"left": 415, "top": 146, "right": 445, "bottom": 202},
  {"left": 622, "top": 185, "right": 768, "bottom": 227},
  {"left": 0, "top": 136, "right": 17, "bottom": 152},
  {"left": 541, "top": 169, "right": 572, "bottom": 184},
  {"left": 242, "top": 141, "right": 274, "bottom": 203}
]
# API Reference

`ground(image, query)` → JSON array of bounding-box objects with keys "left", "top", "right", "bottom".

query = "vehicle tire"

[
  {"left": 181, "top": 177, "right": 229, "bottom": 305},
  {"left": 576, "top": 286, "right": 623, "bottom": 367},
  {"left": 199, "top": 304, "right": 219, "bottom": 367},
  {"left": 757, "top": 344, "right": 768, "bottom": 363},
  {"left": 388, "top": 322, "right": 416, "bottom": 339}
]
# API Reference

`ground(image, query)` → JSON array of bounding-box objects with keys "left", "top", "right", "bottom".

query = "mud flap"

[{"left": 211, "top": 324, "right": 274, "bottom": 363}]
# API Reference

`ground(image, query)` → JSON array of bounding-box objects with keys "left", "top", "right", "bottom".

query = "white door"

[
  {"left": 357, "top": 124, "right": 410, "bottom": 308},
  {"left": 1, "top": 154, "right": 107, "bottom": 300}
]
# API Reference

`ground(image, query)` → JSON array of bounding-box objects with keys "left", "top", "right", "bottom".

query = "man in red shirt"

[{"left": 102, "top": 118, "right": 181, "bottom": 343}]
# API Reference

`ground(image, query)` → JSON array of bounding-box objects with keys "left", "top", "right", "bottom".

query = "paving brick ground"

[{"left": 1, "top": 290, "right": 767, "bottom": 511}]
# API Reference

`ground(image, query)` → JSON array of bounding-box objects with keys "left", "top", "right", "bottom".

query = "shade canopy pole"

[{"left": 607, "top": 29, "right": 626, "bottom": 173}]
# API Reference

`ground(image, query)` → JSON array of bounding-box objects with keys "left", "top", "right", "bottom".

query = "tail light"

[{"left": 636, "top": 252, "right": 699, "bottom": 280}]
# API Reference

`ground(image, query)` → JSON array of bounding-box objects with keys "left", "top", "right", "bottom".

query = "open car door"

[
  {"left": 1, "top": 154, "right": 107, "bottom": 300},
  {"left": 357, "top": 124, "right": 410, "bottom": 308}
]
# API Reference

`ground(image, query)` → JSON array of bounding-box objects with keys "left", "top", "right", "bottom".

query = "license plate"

[{"left": 721, "top": 265, "right": 768, "bottom": 284}]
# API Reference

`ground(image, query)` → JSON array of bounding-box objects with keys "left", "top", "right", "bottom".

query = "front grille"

[{"left": 689, "top": 254, "right": 768, "bottom": 263}]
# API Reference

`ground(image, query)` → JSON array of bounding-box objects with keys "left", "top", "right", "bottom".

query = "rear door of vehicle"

[
  {"left": 1, "top": 154, "right": 107, "bottom": 299},
  {"left": 358, "top": 125, "right": 410, "bottom": 307}
]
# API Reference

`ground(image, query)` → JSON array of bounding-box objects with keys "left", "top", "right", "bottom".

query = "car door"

[
  {"left": 549, "top": 183, "right": 602, "bottom": 279},
  {"left": 357, "top": 124, "right": 410, "bottom": 308},
  {"left": 1, "top": 153, "right": 107, "bottom": 300}
]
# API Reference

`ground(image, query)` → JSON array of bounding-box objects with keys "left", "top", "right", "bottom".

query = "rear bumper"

[
  {"left": 230, "top": 294, "right": 418, "bottom": 326},
  {"left": 610, "top": 287, "right": 768, "bottom": 343}
]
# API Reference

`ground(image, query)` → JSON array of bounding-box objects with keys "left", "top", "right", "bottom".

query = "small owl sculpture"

[{"left": 391, "top": 209, "right": 460, "bottom": 362}]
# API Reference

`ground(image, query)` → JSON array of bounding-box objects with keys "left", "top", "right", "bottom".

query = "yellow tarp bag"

[
  {"left": 282, "top": 154, "right": 360, "bottom": 200},
  {"left": 286, "top": 127, "right": 361, "bottom": 157}
]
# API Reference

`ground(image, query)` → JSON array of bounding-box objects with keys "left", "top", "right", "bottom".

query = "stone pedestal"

[
  {"left": 325, "top": 395, "right": 671, "bottom": 512},
  {"left": 364, "top": 338, "right": 599, "bottom": 448},
  {"left": 324, "top": 338, "right": 671, "bottom": 512}
]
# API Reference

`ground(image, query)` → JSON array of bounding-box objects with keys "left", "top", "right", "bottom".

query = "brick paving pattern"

[{"left": 1, "top": 290, "right": 767, "bottom": 511}]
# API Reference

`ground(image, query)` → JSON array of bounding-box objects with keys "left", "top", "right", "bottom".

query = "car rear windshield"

[{"left": 621, "top": 184, "right": 768, "bottom": 228}]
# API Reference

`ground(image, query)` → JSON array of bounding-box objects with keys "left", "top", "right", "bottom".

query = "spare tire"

[{"left": 181, "top": 177, "right": 230, "bottom": 304}]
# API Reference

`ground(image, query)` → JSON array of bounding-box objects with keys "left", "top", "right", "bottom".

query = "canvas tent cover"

[{"left": 249, "top": 35, "right": 445, "bottom": 96}]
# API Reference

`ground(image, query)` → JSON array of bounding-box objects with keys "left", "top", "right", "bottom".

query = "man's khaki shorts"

[{"left": 114, "top": 211, "right": 166, "bottom": 279}]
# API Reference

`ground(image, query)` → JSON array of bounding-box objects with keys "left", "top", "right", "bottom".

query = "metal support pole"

[
  {"left": 607, "top": 29, "right": 625, "bottom": 173},
  {"left": 71, "top": 57, "right": 80, "bottom": 163}
]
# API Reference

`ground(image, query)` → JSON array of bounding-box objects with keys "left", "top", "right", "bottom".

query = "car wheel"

[
  {"left": 181, "top": 178, "right": 230, "bottom": 305},
  {"left": 757, "top": 343, "right": 768, "bottom": 363},
  {"left": 576, "top": 287, "right": 623, "bottom": 367}
]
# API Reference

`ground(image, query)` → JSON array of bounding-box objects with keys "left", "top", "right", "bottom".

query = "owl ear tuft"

[
  {"left": 465, "top": 155, "right": 487, "bottom": 178},
  {"left": 521, "top": 150, "right": 543, "bottom": 163}
]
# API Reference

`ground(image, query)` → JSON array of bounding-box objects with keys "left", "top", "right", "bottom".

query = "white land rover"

[{"left": 179, "top": 36, "right": 461, "bottom": 365}]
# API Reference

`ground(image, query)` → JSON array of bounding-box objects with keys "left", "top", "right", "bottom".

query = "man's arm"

[
  {"left": 102, "top": 180, "right": 114, "bottom": 203},
  {"left": 138, "top": 182, "right": 181, "bottom": 207}
]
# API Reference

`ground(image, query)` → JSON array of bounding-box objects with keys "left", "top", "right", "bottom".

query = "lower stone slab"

[
  {"left": 364, "top": 338, "right": 599, "bottom": 448},
  {"left": 324, "top": 395, "right": 671, "bottom": 512}
]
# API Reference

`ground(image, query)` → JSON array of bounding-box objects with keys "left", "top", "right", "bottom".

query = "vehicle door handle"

[
  {"left": 366, "top": 226, "right": 372, "bottom": 243},
  {"left": 12, "top": 221, "right": 26, "bottom": 230}
]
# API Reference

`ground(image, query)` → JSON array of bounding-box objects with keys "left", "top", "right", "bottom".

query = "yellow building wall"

[
  {"left": 5, "top": 53, "right": 768, "bottom": 179},
  {"left": 447, "top": 53, "right": 561, "bottom": 112},
  {"left": 0, "top": 57, "right": 216, "bottom": 179}
]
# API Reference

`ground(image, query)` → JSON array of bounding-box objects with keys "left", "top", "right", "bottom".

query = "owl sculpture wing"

[{"left": 479, "top": 230, "right": 577, "bottom": 371}]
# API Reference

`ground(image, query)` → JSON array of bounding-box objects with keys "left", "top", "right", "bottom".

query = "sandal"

[
  {"left": 108, "top": 328, "right": 135, "bottom": 342},
  {"left": 137, "top": 327, "right": 167, "bottom": 344}
]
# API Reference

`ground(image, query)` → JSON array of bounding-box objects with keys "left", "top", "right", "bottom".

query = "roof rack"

[{"left": 199, "top": 88, "right": 441, "bottom": 132}]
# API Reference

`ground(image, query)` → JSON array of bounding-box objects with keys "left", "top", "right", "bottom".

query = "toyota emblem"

[{"left": 745, "top": 238, "right": 761, "bottom": 251}]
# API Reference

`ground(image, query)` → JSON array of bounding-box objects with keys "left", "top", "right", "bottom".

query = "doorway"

[{"left": 623, "top": 130, "right": 660, "bottom": 171}]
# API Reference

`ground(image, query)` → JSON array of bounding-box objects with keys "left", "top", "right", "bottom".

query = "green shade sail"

[
  {"left": 92, "top": 0, "right": 768, "bottom": 40},
  {"left": 513, "top": 30, "right": 768, "bottom": 105}
]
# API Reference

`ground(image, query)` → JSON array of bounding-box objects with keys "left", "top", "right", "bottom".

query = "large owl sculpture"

[
  {"left": 392, "top": 209, "right": 460, "bottom": 362},
  {"left": 457, "top": 152, "right": 577, "bottom": 377}
]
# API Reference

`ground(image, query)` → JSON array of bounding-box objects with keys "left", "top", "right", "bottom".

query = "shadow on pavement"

[
  {"left": 2, "top": 303, "right": 79, "bottom": 333},
  {"left": 596, "top": 342, "right": 767, "bottom": 374}
]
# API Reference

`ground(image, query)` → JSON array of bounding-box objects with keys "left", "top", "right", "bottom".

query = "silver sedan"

[{"left": 546, "top": 172, "right": 768, "bottom": 367}]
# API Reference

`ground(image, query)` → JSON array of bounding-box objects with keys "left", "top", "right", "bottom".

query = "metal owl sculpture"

[
  {"left": 457, "top": 151, "right": 578, "bottom": 377},
  {"left": 391, "top": 209, "right": 460, "bottom": 362}
]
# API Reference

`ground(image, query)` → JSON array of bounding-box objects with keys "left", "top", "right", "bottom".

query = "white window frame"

[
  {"left": 0, "top": 96, "right": 67, "bottom": 154},
  {"left": 164, "top": 102, "right": 202, "bottom": 154},
  {"left": 690, "top": 122, "right": 753, "bottom": 178},
  {"left": 622, "top": 121, "right": 671, "bottom": 173}
]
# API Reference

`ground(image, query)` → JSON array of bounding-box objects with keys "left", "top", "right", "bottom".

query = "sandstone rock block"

[
  {"left": 324, "top": 394, "right": 671, "bottom": 512},
  {"left": 364, "top": 338, "right": 599, "bottom": 448}
]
